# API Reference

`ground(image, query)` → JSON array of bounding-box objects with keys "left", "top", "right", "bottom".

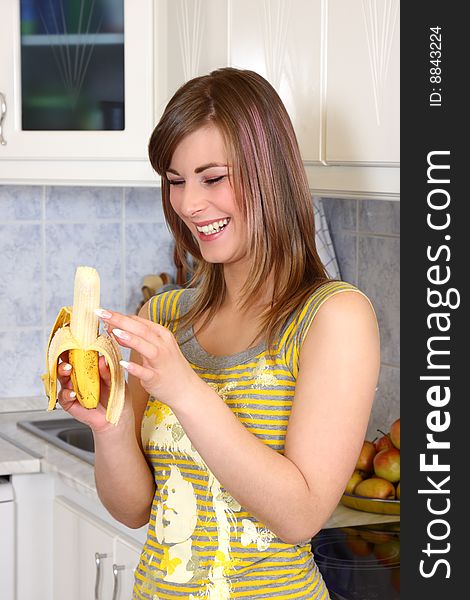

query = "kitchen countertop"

[{"left": 0, "top": 406, "right": 399, "bottom": 528}]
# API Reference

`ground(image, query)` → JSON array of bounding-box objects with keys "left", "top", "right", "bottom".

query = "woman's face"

[{"left": 167, "top": 125, "right": 249, "bottom": 267}]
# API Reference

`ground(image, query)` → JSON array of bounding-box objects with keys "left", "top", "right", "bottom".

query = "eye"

[
  {"left": 204, "top": 175, "right": 226, "bottom": 185},
  {"left": 167, "top": 178, "right": 184, "bottom": 186}
]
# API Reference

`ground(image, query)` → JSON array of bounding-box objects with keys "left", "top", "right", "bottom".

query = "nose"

[{"left": 176, "top": 180, "right": 208, "bottom": 219}]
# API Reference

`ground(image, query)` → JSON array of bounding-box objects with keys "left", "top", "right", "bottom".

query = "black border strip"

[{"left": 401, "top": 4, "right": 465, "bottom": 597}]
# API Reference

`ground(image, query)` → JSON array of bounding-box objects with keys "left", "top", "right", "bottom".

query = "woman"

[{"left": 58, "top": 68, "right": 380, "bottom": 599}]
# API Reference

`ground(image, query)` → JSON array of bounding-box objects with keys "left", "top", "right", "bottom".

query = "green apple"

[{"left": 373, "top": 447, "right": 400, "bottom": 483}]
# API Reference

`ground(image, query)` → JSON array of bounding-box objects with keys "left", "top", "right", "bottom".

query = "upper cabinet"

[
  {"left": 0, "top": 0, "right": 156, "bottom": 183},
  {"left": 1, "top": 0, "right": 399, "bottom": 198},
  {"left": 325, "top": 0, "right": 399, "bottom": 165},
  {"left": 156, "top": 0, "right": 399, "bottom": 199}
]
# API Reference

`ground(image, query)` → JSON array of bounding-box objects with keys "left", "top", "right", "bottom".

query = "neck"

[{"left": 222, "top": 261, "right": 273, "bottom": 312}]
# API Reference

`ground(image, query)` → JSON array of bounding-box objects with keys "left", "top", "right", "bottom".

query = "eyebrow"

[{"left": 166, "top": 162, "right": 228, "bottom": 176}]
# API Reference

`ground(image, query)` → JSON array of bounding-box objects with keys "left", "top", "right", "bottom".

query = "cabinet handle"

[
  {"left": 112, "top": 564, "right": 125, "bottom": 600},
  {"left": 0, "top": 92, "right": 6, "bottom": 145},
  {"left": 94, "top": 552, "right": 109, "bottom": 600}
]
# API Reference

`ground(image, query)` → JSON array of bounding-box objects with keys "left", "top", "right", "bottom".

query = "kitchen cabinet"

[
  {"left": 0, "top": 0, "right": 155, "bottom": 184},
  {"left": 325, "top": 0, "right": 400, "bottom": 165},
  {"left": 158, "top": 0, "right": 399, "bottom": 199},
  {"left": 1, "top": 0, "right": 399, "bottom": 199},
  {"left": 53, "top": 496, "right": 141, "bottom": 600}
]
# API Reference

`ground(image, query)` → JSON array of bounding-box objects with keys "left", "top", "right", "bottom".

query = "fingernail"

[
  {"left": 69, "top": 390, "right": 76, "bottom": 398},
  {"left": 62, "top": 363, "right": 72, "bottom": 371},
  {"left": 113, "top": 328, "right": 130, "bottom": 340},
  {"left": 94, "top": 308, "right": 112, "bottom": 319},
  {"left": 119, "top": 360, "right": 130, "bottom": 370}
]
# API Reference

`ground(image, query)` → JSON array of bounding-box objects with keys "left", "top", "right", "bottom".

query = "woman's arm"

[
  {"left": 92, "top": 347, "right": 155, "bottom": 528},
  {"left": 58, "top": 304, "right": 155, "bottom": 529},
  {"left": 102, "top": 291, "right": 380, "bottom": 542}
]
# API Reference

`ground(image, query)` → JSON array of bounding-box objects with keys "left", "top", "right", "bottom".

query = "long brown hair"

[{"left": 148, "top": 67, "right": 329, "bottom": 349}]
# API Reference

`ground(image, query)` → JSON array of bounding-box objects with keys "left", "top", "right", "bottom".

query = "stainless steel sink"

[{"left": 18, "top": 417, "right": 95, "bottom": 465}]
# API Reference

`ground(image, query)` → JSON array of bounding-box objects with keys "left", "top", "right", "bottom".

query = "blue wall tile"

[
  {"left": 0, "top": 185, "right": 42, "bottom": 220},
  {"left": 46, "top": 186, "right": 122, "bottom": 220},
  {"left": 125, "top": 222, "right": 175, "bottom": 313},
  {"left": 126, "top": 187, "right": 165, "bottom": 222},
  {"left": 44, "top": 222, "right": 123, "bottom": 325},
  {"left": 0, "top": 223, "right": 42, "bottom": 328},
  {"left": 0, "top": 329, "right": 44, "bottom": 397}
]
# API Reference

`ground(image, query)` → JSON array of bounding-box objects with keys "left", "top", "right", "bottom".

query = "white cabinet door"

[
  {"left": 113, "top": 537, "right": 142, "bottom": 599},
  {"left": 229, "top": 0, "right": 323, "bottom": 164},
  {"left": 79, "top": 515, "right": 115, "bottom": 600},
  {"left": 54, "top": 498, "right": 80, "bottom": 600},
  {"left": 154, "top": 0, "right": 229, "bottom": 119},
  {"left": 325, "top": 0, "right": 400, "bottom": 164},
  {"left": 53, "top": 497, "right": 142, "bottom": 600},
  {"left": 54, "top": 497, "right": 114, "bottom": 600},
  {"left": 0, "top": 0, "right": 155, "bottom": 183}
]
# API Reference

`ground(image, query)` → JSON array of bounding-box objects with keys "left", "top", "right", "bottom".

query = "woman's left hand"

[{"left": 96, "top": 309, "right": 199, "bottom": 409}]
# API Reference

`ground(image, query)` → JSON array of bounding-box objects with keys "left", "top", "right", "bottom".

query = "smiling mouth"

[{"left": 195, "top": 218, "right": 230, "bottom": 236}]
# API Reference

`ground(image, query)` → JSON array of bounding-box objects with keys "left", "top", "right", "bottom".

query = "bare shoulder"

[
  {"left": 307, "top": 288, "right": 378, "bottom": 339},
  {"left": 299, "top": 288, "right": 380, "bottom": 374}
]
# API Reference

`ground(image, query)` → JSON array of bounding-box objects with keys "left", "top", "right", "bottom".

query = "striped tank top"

[{"left": 133, "top": 280, "right": 360, "bottom": 599}]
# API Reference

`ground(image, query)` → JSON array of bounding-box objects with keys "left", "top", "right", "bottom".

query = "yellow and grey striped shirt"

[{"left": 133, "top": 280, "right": 360, "bottom": 599}]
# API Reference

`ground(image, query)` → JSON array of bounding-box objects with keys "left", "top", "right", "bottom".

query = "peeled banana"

[{"left": 42, "top": 266, "right": 125, "bottom": 425}]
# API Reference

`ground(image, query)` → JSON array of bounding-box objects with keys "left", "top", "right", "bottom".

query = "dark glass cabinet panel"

[{"left": 20, "top": 0, "right": 125, "bottom": 131}]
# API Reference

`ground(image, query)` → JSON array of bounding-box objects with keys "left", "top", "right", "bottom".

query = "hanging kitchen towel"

[{"left": 313, "top": 197, "right": 341, "bottom": 280}]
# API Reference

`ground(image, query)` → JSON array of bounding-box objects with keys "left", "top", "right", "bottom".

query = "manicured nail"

[
  {"left": 113, "top": 328, "right": 130, "bottom": 340},
  {"left": 119, "top": 360, "right": 130, "bottom": 370},
  {"left": 94, "top": 308, "right": 112, "bottom": 319},
  {"left": 69, "top": 390, "right": 76, "bottom": 398},
  {"left": 62, "top": 363, "right": 72, "bottom": 372}
]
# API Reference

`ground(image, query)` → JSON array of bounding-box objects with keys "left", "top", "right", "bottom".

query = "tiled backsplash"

[
  {"left": 0, "top": 185, "right": 175, "bottom": 399},
  {"left": 0, "top": 186, "right": 399, "bottom": 439},
  {"left": 323, "top": 198, "right": 400, "bottom": 438}
]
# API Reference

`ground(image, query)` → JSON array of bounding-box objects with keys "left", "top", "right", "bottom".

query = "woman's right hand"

[{"left": 56, "top": 351, "right": 132, "bottom": 433}]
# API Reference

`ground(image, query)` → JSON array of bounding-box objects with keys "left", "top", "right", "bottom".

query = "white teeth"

[{"left": 196, "top": 218, "right": 229, "bottom": 235}]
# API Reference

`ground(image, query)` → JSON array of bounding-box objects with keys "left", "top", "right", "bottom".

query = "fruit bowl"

[{"left": 341, "top": 493, "right": 400, "bottom": 515}]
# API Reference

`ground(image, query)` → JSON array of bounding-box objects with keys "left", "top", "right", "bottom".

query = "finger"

[
  {"left": 57, "top": 387, "right": 78, "bottom": 412},
  {"left": 95, "top": 309, "right": 168, "bottom": 339},
  {"left": 98, "top": 354, "right": 111, "bottom": 387},
  {"left": 119, "top": 359, "right": 155, "bottom": 384},
  {"left": 112, "top": 328, "right": 160, "bottom": 363},
  {"left": 58, "top": 361, "right": 72, "bottom": 378},
  {"left": 57, "top": 361, "right": 74, "bottom": 389}
]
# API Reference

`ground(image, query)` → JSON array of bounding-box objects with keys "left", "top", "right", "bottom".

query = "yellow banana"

[{"left": 41, "top": 266, "right": 125, "bottom": 425}]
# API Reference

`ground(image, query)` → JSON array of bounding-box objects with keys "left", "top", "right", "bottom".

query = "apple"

[
  {"left": 374, "top": 432, "right": 394, "bottom": 452},
  {"left": 390, "top": 417, "right": 400, "bottom": 449},
  {"left": 396, "top": 481, "right": 400, "bottom": 500},
  {"left": 345, "top": 470, "right": 364, "bottom": 494},
  {"left": 374, "top": 447, "right": 400, "bottom": 483},
  {"left": 354, "top": 477, "right": 395, "bottom": 500},
  {"left": 355, "top": 440, "right": 376, "bottom": 474}
]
